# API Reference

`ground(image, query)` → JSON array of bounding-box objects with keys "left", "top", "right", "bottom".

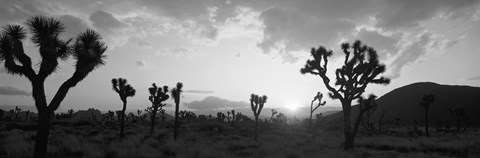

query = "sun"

[{"left": 285, "top": 102, "right": 299, "bottom": 111}]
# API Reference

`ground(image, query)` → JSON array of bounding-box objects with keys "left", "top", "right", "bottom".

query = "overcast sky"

[{"left": 1, "top": 0, "right": 479, "bottom": 113}]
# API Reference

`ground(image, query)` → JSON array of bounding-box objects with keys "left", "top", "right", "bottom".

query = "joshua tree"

[
  {"left": 112, "top": 78, "right": 136, "bottom": 138},
  {"left": 420, "top": 94, "right": 435, "bottom": 137},
  {"left": 301, "top": 40, "right": 390, "bottom": 150},
  {"left": 363, "top": 96, "right": 378, "bottom": 133},
  {"left": 171, "top": 82, "right": 183, "bottom": 141},
  {"left": 0, "top": 16, "right": 107, "bottom": 157},
  {"left": 217, "top": 112, "right": 226, "bottom": 122},
  {"left": 269, "top": 109, "right": 278, "bottom": 123},
  {"left": 227, "top": 111, "right": 231, "bottom": 123},
  {"left": 0, "top": 109, "right": 4, "bottom": 122},
  {"left": 68, "top": 109, "right": 75, "bottom": 120},
  {"left": 146, "top": 83, "right": 169, "bottom": 134},
  {"left": 231, "top": 110, "right": 236, "bottom": 124},
  {"left": 353, "top": 95, "right": 377, "bottom": 136},
  {"left": 250, "top": 93, "right": 267, "bottom": 142},
  {"left": 448, "top": 107, "right": 468, "bottom": 133},
  {"left": 310, "top": 92, "right": 326, "bottom": 128}
]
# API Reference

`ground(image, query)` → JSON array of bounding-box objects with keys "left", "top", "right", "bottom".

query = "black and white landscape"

[{"left": 1, "top": 0, "right": 480, "bottom": 158}]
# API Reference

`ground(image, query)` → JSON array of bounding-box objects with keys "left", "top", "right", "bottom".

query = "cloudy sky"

[{"left": 1, "top": 0, "right": 479, "bottom": 113}]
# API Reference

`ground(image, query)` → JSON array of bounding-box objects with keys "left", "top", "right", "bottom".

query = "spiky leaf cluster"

[
  {"left": 420, "top": 94, "right": 435, "bottom": 110},
  {"left": 112, "top": 78, "right": 136, "bottom": 101},
  {"left": 301, "top": 40, "right": 390, "bottom": 101},
  {"left": 148, "top": 83, "right": 169, "bottom": 109},
  {"left": 250, "top": 93, "right": 267, "bottom": 118},
  {"left": 171, "top": 82, "right": 183, "bottom": 104}
]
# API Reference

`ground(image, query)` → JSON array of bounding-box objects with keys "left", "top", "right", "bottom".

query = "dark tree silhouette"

[
  {"left": 68, "top": 109, "right": 75, "bottom": 120},
  {"left": 250, "top": 93, "right": 267, "bottom": 142},
  {"left": 25, "top": 110, "right": 30, "bottom": 121},
  {"left": 448, "top": 107, "right": 468, "bottom": 133},
  {"left": 14, "top": 106, "right": 21, "bottom": 120},
  {"left": 227, "top": 111, "right": 231, "bottom": 123},
  {"left": 171, "top": 82, "right": 183, "bottom": 141},
  {"left": 309, "top": 92, "right": 326, "bottom": 128},
  {"left": 112, "top": 78, "right": 136, "bottom": 138},
  {"left": 0, "top": 16, "right": 107, "bottom": 158},
  {"left": 362, "top": 96, "right": 378, "bottom": 133},
  {"left": 269, "top": 109, "right": 278, "bottom": 123},
  {"left": 146, "top": 83, "right": 169, "bottom": 134},
  {"left": 300, "top": 40, "right": 390, "bottom": 150},
  {"left": 231, "top": 110, "right": 236, "bottom": 125},
  {"left": 420, "top": 94, "right": 434, "bottom": 137},
  {"left": 353, "top": 95, "right": 377, "bottom": 136},
  {"left": 217, "top": 112, "right": 226, "bottom": 122}
]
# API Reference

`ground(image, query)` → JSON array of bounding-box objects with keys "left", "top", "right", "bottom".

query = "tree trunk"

[
  {"left": 150, "top": 108, "right": 157, "bottom": 134},
  {"left": 424, "top": 108, "right": 429, "bottom": 137},
  {"left": 309, "top": 101, "right": 313, "bottom": 129},
  {"left": 254, "top": 116, "right": 258, "bottom": 142},
  {"left": 342, "top": 101, "right": 354, "bottom": 150},
  {"left": 33, "top": 110, "right": 52, "bottom": 158},
  {"left": 174, "top": 103, "right": 179, "bottom": 141},
  {"left": 120, "top": 101, "right": 126, "bottom": 138}
]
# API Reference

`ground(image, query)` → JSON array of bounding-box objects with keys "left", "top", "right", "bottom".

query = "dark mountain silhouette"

[
  {"left": 72, "top": 108, "right": 103, "bottom": 121},
  {"left": 327, "top": 82, "right": 480, "bottom": 125}
]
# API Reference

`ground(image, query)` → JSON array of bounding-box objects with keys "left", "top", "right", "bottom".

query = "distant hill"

[{"left": 327, "top": 82, "right": 480, "bottom": 125}]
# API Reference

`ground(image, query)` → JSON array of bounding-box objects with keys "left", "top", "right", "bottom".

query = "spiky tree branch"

[{"left": 309, "top": 92, "right": 326, "bottom": 128}]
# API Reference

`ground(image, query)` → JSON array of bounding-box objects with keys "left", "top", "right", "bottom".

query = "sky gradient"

[{"left": 1, "top": 0, "right": 480, "bottom": 113}]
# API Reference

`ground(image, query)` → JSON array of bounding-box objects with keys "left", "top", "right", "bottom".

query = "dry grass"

[{"left": 1, "top": 120, "right": 479, "bottom": 158}]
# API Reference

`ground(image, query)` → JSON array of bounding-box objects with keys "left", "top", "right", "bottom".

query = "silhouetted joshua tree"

[
  {"left": 354, "top": 95, "right": 377, "bottom": 136},
  {"left": 0, "top": 16, "right": 107, "bottom": 158},
  {"left": 231, "top": 110, "right": 236, "bottom": 124},
  {"left": 171, "top": 82, "right": 183, "bottom": 141},
  {"left": 227, "top": 111, "right": 231, "bottom": 123},
  {"left": 362, "top": 96, "right": 378, "bottom": 133},
  {"left": 146, "top": 83, "right": 169, "bottom": 134},
  {"left": 269, "top": 109, "right": 278, "bottom": 123},
  {"left": 68, "top": 109, "right": 75, "bottom": 120},
  {"left": 420, "top": 94, "right": 435, "bottom": 137},
  {"left": 300, "top": 40, "right": 390, "bottom": 150},
  {"left": 448, "top": 107, "right": 468, "bottom": 133},
  {"left": 217, "top": 112, "right": 226, "bottom": 122},
  {"left": 310, "top": 92, "right": 326, "bottom": 128},
  {"left": 112, "top": 78, "right": 136, "bottom": 138},
  {"left": 250, "top": 93, "right": 267, "bottom": 142}
]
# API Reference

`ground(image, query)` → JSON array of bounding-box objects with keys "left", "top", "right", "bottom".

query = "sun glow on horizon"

[{"left": 285, "top": 102, "right": 300, "bottom": 111}]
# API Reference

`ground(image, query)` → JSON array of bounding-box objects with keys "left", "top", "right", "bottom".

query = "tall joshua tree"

[
  {"left": 0, "top": 16, "right": 107, "bottom": 158},
  {"left": 146, "top": 83, "right": 169, "bottom": 134},
  {"left": 301, "top": 40, "right": 390, "bottom": 150},
  {"left": 420, "top": 94, "right": 434, "bottom": 137},
  {"left": 448, "top": 107, "right": 469, "bottom": 133},
  {"left": 171, "top": 82, "right": 183, "bottom": 141},
  {"left": 112, "top": 78, "right": 136, "bottom": 138},
  {"left": 250, "top": 93, "right": 267, "bottom": 142},
  {"left": 310, "top": 92, "right": 326, "bottom": 128}
]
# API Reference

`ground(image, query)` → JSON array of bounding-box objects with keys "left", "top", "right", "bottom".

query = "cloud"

[
  {"left": 464, "top": 76, "right": 480, "bottom": 81},
  {"left": 185, "top": 96, "right": 249, "bottom": 110},
  {"left": 135, "top": 60, "right": 155, "bottom": 71},
  {"left": 184, "top": 90, "right": 215, "bottom": 94},
  {"left": 58, "top": 15, "right": 91, "bottom": 40},
  {"left": 375, "top": 0, "right": 480, "bottom": 30},
  {"left": 355, "top": 28, "right": 400, "bottom": 56},
  {"left": 156, "top": 47, "right": 202, "bottom": 57},
  {"left": 89, "top": 10, "right": 126, "bottom": 31},
  {"left": 0, "top": 86, "right": 30, "bottom": 96}
]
